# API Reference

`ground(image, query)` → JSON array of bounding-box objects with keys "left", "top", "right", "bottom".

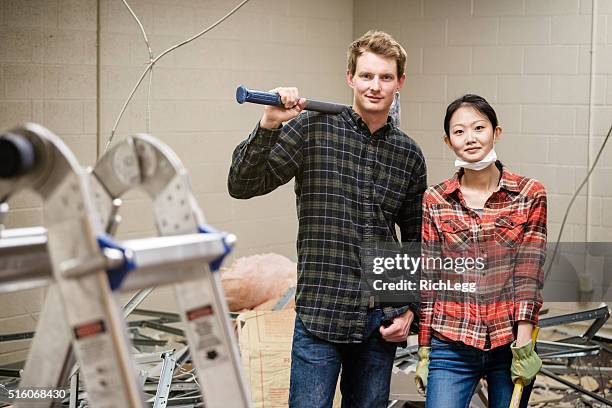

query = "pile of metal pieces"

[
  {"left": 1, "top": 307, "right": 216, "bottom": 407},
  {"left": 388, "top": 304, "right": 612, "bottom": 408},
  {"left": 0, "top": 124, "right": 252, "bottom": 407}
]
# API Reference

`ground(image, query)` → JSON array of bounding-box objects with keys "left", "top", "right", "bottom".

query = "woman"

[{"left": 415, "top": 94, "right": 546, "bottom": 408}]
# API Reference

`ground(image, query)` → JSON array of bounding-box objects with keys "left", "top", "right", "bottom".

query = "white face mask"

[{"left": 455, "top": 148, "right": 497, "bottom": 171}]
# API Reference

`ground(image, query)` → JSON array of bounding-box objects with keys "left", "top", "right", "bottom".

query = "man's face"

[{"left": 347, "top": 51, "right": 405, "bottom": 118}]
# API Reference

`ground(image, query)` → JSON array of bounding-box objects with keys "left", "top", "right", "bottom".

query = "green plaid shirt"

[{"left": 228, "top": 108, "right": 427, "bottom": 343}]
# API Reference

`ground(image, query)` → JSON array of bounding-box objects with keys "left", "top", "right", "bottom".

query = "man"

[{"left": 228, "top": 30, "right": 427, "bottom": 407}]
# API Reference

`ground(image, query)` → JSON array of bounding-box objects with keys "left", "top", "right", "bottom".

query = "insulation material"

[
  {"left": 221, "top": 253, "right": 297, "bottom": 311},
  {"left": 236, "top": 310, "right": 341, "bottom": 407}
]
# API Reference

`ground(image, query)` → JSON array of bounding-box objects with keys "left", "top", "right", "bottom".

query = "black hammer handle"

[{"left": 236, "top": 85, "right": 347, "bottom": 114}]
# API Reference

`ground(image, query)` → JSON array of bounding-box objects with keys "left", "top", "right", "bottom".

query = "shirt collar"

[
  {"left": 344, "top": 107, "right": 393, "bottom": 140},
  {"left": 442, "top": 161, "right": 521, "bottom": 196}
]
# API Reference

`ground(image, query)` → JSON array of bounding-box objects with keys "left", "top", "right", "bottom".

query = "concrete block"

[
  {"left": 288, "top": 0, "right": 351, "bottom": 21},
  {"left": 498, "top": 75, "right": 551, "bottom": 104},
  {"left": 424, "top": 0, "right": 471, "bottom": 18},
  {"left": 588, "top": 135, "right": 612, "bottom": 173},
  {"left": 2, "top": 0, "right": 59, "bottom": 28},
  {"left": 548, "top": 136, "right": 589, "bottom": 165},
  {"left": 472, "top": 46, "right": 523, "bottom": 74},
  {"left": 413, "top": 130, "right": 447, "bottom": 160},
  {"left": 419, "top": 102, "right": 445, "bottom": 132},
  {"left": 187, "top": 163, "right": 229, "bottom": 194},
  {"left": 551, "top": 75, "right": 589, "bottom": 104},
  {"left": 424, "top": 47, "right": 471, "bottom": 74},
  {"left": 268, "top": 15, "right": 306, "bottom": 45},
  {"left": 496, "top": 134, "right": 548, "bottom": 164},
  {"left": 403, "top": 75, "right": 446, "bottom": 103},
  {"left": 82, "top": 100, "right": 96, "bottom": 135},
  {"left": 446, "top": 75, "right": 497, "bottom": 102},
  {"left": 522, "top": 105, "right": 575, "bottom": 135},
  {"left": 304, "top": 18, "right": 351, "bottom": 48},
  {"left": 240, "top": 0, "right": 291, "bottom": 16},
  {"left": 520, "top": 164, "right": 576, "bottom": 194},
  {"left": 603, "top": 198, "right": 612, "bottom": 227},
  {"left": 0, "top": 65, "right": 4, "bottom": 98},
  {"left": 448, "top": 17, "right": 498, "bottom": 46},
  {"left": 592, "top": 106, "right": 612, "bottom": 136},
  {"left": 114, "top": 198, "right": 156, "bottom": 235},
  {"left": 43, "top": 64, "right": 96, "bottom": 99},
  {"left": 100, "top": 66, "right": 148, "bottom": 100},
  {"left": 0, "top": 26, "right": 35, "bottom": 62},
  {"left": 547, "top": 194, "right": 589, "bottom": 225},
  {"left": 39, "top": 29, "right": 97, "bottom": 65},
  {"left": 0, "top": 101, "right": 33, "bottom": 125},
  {"left": 577, "top": 45, "right": 591, "bottom": 74},
  {"left": 494, "top": 104, "right": 521, "bottom": 133},
  {"left": 524, "top": 46, "right": 579, "bottom": 74},
  {"left": 194, "top": 193, "right": 233, "bottom": 223},
  {"left": 525, "top": 0, "right": 579, "bottom": 15},
  {"left": 400, "top": 102, "right": 421, "bottom": 130},
  {"left": 99, "top": 32, "right": 133, "bottom": 66},
  {"left": 552, "top": 15, "right": 607, "bottom": 45},
  {"left": 594, "top": 46, "right": 612, "bottom": 75},
  {"left": 499, "top": 16, "right": 551, "bottom": 45},
  {"left": 152, "top": 3, "right": 196, "bottom": 36},
  {"left": 580, "top": 0, "right": 612, "bottom": 14},
  {"left": 474, "top": 0, "right": 524, "bottom": 16},
  {"left": 404, "top": 47, "right": 423, "bottom": 75},
  {"left": 374, "top": 0, "right": 423, "bottom": 21},
  {"left": 58, "top": 0, "right": 96, "bottom": 30},
  {"left": 4, "top": 64, "right": 43, "bottom": 99},
  {"left": 100, "top": 0, "right": 153, "bottom": 35},
  {"left": 42, "top": 101, "right": 83, "bottom": 134},
  {"left": 354, "top": 0, "right": 376, "bottom": 24},
  {"left": 61, "top": 134, "right": 97, "bottom": 166},
  {"left": 400, "top": 19, "right": 446, "bottom": 47}
]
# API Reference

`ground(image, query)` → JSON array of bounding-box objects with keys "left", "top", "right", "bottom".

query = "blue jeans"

[
  {"left": 426, "top": 336, "right": 534, "bottom": 408},
  {"left": 289, "top": 309, "right": 398, "bottom": 408}
]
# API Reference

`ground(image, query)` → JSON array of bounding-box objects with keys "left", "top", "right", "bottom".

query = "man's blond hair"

[{"left": 347, "top": 30, "right": 407, "bottom": 78}]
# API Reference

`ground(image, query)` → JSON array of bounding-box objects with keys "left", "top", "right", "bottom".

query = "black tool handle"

[
  {"left": 236, "top": 85, "right": 346, "bottom": 114},
  {"left": 0, "top": 133, "right": 35, "bottom": 178}
]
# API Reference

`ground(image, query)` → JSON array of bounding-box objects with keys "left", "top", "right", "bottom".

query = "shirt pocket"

[
  {"left": 494, "top": 213, "right": 528, "bottom": 248},
  {"left": 439, "top": 218, "right": 471, "bottom": 252}
]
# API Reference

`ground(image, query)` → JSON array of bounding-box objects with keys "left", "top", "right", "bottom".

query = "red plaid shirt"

[{"left": 418, "top": 162, "right": 547, "bottom": 350}]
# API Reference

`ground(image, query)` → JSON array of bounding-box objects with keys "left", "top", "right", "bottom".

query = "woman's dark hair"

[{"left": 443, "top": 94, "right": 498, "bottom": 137}]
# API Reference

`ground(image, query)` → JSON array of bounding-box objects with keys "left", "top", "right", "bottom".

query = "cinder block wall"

[
  {"left": 0, "top": 0, "right": 353, "bottom": 365},
  {"left": 354, "top": 0, "right": 612, "bottom": 243}
]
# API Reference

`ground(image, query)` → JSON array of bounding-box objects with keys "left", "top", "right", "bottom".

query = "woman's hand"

[
  {"left": 515, "top": 321, "right": 533, "bottom": 347},
  {"left": 414, "top": 346, "right": 431, "bottom": 395}
]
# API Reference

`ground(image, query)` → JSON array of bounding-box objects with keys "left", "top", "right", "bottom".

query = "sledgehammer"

[{"left": 235, "top": 85, "right": 347, "bottom": 114}]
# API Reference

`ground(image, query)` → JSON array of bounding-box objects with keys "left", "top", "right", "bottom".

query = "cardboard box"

[{"left": 237, "top": 309, "right": 341, "bottom": 407}]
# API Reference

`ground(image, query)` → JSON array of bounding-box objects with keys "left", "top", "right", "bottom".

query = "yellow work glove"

[
  {"left": 510, "top": 340, "right": 542, "bottom": 385},
  {"left": 414, "top": 346, "right": 430, "bottom": 395}
]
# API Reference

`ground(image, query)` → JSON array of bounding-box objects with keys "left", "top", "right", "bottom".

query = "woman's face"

[{"left": 445, "top": 105, "right": 501, "bottom": 163}]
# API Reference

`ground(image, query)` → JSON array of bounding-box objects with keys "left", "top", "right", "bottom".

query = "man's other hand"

[{"left": 379, "top": 309, "right": 414, "bottom": 342}]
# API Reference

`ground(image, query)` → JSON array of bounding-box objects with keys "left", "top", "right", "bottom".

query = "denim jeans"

[
  {"left": 426, "top": 336, "right": 534, "bottom": 408},
  {"left": 289, "top": 309, "right": 398, "bottom": 408}
]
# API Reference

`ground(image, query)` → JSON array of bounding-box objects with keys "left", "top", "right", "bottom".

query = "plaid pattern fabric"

[
  {"left": 418, "top": 161, "right": 547, "bottom": 350},
  {"left": 228, "top": 108, "right": 427, "bottom": 343}
]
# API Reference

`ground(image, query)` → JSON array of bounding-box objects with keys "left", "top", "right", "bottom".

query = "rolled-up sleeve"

[{"left": 513, "top": 183, "right": 547, "bottom": 324}]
